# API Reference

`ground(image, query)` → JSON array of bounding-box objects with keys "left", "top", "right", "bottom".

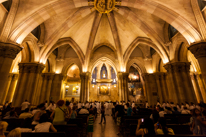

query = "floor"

[{"left": 92, "top": 115, "right": 123, "bottom": 137}]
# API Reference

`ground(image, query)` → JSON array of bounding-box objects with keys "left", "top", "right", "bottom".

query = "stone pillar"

[
  {"left": 6, "top": 74, "right": 19, "bottom": 102},
  {"left": 50, "top": 74, "right": 63, "bottom": 102},
  {"left": 39, "top": 73, "right": 55, "bottom": 103},
  {"left": 0, "top": 42, "right": 22, "bottom": 104},
  {"left": 190, "top": 73, "right": 203, "bottom": 103},
  {"left": 2, "top": 74, "right": 13, "bottom": 104},
  {"left": 160, "top": 73, "right": 169, "bottom": 102},
  {"left": 189, "top": 42, "right": 206, "bottom": 102},
  {"left": 142, "top": 73, "right": 158, "bottom": 106},
  {"left": 164, "top": 62, "right": 197, "bottom": 104},
  {"left": 117, "top": 73, "right": 129, "bottom": 102},
  {"left": 80, "top": 72, "right": 90, "bottom": 102},
  {"left": 154, "top": 72, "right": 164, "bottom": 103},
  {"left": 12, "top": 63, "right": 45, "bottom": 106},
  {"left": 196, "top": 74, "right": 206, "bottom": 102}
]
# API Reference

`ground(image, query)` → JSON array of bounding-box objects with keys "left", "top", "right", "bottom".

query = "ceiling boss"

[{"left": 89, "top": 0, "right": 121, "bottom": 14}]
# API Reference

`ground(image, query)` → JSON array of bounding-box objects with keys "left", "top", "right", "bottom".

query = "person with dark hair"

[
  {"left": 196, "top": 110, "right": 206, "bottom": 135},
  {"left": 79, "top": 106, "right": 89, "bottom": 114},
  {"left": 172, "top": 107, "right": 181, "bottom": 114},
  {"left": 99, "top": 104, "right": 106, "bottom": 124},
  {"left": 32, "top": 103, "right": 46, "bottom": 125},
  {"left": 126, "top": 103, "right": 132, "bottom": 116},
  {"left": 70, "top": 106, "right": 77, "bottom": 119},
  {"left": 87, "top": 110, "right": 95, "bottom": 137},
  {"left": 46, "top": 101, "right": 56, "bottom": 112},
  {"left": 181, "top": 107, "right": 190, "bottom": 114},
  {"left": 35, "top": 113, "right": 57, "bottom": 132},
  {"left": 3, "top": 111, "right": 18, "bottom": 119},
  {"left": 19, "top": 108, "right": 33, "bottom": 119},
  {"left": 21, "top": 100, "right": 30, "bottom": 111},
  {"left": 115, "top": 105, "right": 125, "bottom": 135},
  {"left": 159, "top": 107, "right": 166, "bottom": 117},
  {"left": 155, "top": 117, "right": 175, "bottom": 135},
  {"left": 65, "top": 101, "right": 71, "bottom": 115},
  {"left": 136, "top": 118, "right": 155, "bottom": 136},
  {"left": 192, "top": 108, "right": 204, "bottom": 135},
  {"left": 50, "top": 100, "right": 68, "bottom": 125}
]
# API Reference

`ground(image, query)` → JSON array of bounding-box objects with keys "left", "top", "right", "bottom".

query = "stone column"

[
  {"left": 154, "top": 72, "right": 164, "bottom": 103},
  {"left": 39, "top": 73, "right": 55, "bottom": 103},
  {"left": 6, "top": 74, "right": 19, "bottom": 102},
  {"left": 117, "top": 73, "right": 129, "bottom": 102},
  {"left": 189, "top": 42, "right": 206, "bottom": 86},
  {"left": 0, "top": 42, "right": 22, "bottom": 104},
  {"left": 2, "top": 74, "right": 13, "bottom": 104},
  {"left": 190, "top": 73, "right": 203, "bottom": 103},
  {"left": 142, "top": 73, "right": 158, "bottom": 106},
  {"left": 196, "top": 74, "right": 206, "bottom": 102},
  {"left": 122, "top": 73, "right": 129, "bottom": 102},
  {"left": 80, "top": 72, "right": 90, "bottom": 102},
  {"left": 160, "top": 73, "right": 169, "bottom": 102},
  {"left": 164, "top": 62, "right": 197, "bottom": 103},
  {"left": 12, "top": 63, "right": 45, "bottom": 106},
  {"left": 189, "top": 42, "right": 206, "bottom": 102},
  {"left": 50, "top": 74, "right": 63, "bottom": 102}
]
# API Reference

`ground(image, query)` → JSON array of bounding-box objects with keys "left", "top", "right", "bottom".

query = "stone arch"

[
  {"left": 89, "top": 56, "right": 118, "bottom": 76},
  {"left": 92, "top": 43, "right": 116, "bottom": 53},
  {"left": 21, "top": 34, "right": 40, "bottom": 62},
  {"left": 124, "top": 37, "right": 168, "bottom": 66},
  {"left": 43, "top": 37, "right": 85, "bottom": 65},
  {"left": 121, "top": 1, "right": 202, "bottom": 43},
  {"left": 62, "top": 60, "right": 82, "bottom": 75},
  {"left": 126, "top": 59, "right": 147, "bottom": 74},
  {"left": 8, "top": 0, "right": 89, "bottom": 43}
]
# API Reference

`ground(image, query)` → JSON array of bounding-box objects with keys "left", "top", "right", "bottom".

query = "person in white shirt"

[
  {"left": 44, "top": 100, "right": 48, "bottom": 108},
  {"left": 46, "top": 101, "right": 56, "bottom": 112},
  {"left": 122, "top": 101, "right": 126, "bottom": 106},
  {"left": 145, "top": 101, "right": 149, "bottom": 108},
  {"left": 69, "top": 102, "right": 73, "bottom": 110},
  {"left": 104, "top": 102, "right": 109, "bottom": 115},
  {"left": 185, "top": 102, "right": 190, "bottom": 109},
  {"left": 21, "top": 100, "right": 31, "bottom": 111},
  {"left": 85, "top": 101, "right": 90, "bottom": 109},
  {"left": 78, "top": 101, "right": 82, "bottom": 109},
  {"left": 181, "top": 103, "right": 185, "bottom": 111},
  {"left": 132, "top": 101, "right": 135, "bottom": 108},
  {"left": 170, "top": 102, "right": 175, "bottom": 108},
  {"left": 78, "top": 107, "right": 89, "bottom": 114},
  {"left": 157, "top": 101, "right": 161, "bottom": 107},
  {"left": 176, "top": 104, "right": 181, "bottom": 112},
  {"left": 35, "top": 113, "right": 57, "bottom": 132},
  {"left": 181, "top": 107, "right": 190, "bottom": 114},
  {"left": 189, "top": 102, "right": 195, "bottom": 110},
  {"left": 159, "top": 108, "right": 166, "bottom": 117},
  {"left": 162, "top": 102, "right": 166, "bottom": 109},
  {"left": 166, "top": 102, "right": 170, "bottom": 108},
  {"left": 19, "top": 108, "right": 33, "bottom": 119},
  {"left": 96, "top": 102, "right": 100, "bottom": 114}
]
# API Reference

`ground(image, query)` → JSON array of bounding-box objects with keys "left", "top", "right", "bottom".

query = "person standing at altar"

[
  {"left": 96, "top": 102, "right": 100, "bottom": 114},
  {"left": 104, "top": 102, "right": 109, "bottom": 115}
]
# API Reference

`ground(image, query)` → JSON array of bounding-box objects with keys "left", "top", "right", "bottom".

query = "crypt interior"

[{"left": 0, "top": 0, "right": 206, "bottom": 106}]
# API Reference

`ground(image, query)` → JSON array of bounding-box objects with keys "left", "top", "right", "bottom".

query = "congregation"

[{"left": 0, "top": 99, "right": 206, "bottom": 137}]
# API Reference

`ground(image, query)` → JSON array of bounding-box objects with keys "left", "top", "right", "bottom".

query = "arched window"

[
  {"left": 111, "top": 67, "right": 116, "bottom": 84},
  {"left": 100, "top": 64, "right": 107, "bottom": 79},
  {"left": 91, "top": 67, "right": 97, "bottom": 84}
]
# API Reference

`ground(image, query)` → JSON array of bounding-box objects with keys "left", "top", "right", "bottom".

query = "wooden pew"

[
  {"left": 21, "top": 132, "right": 65, "bottom": 137},
  {"left": 54, "top": 124, "right": 78, "bottom": 137},
  {"left": 3, "top": 119, "right": 25, "bottom": 131}
]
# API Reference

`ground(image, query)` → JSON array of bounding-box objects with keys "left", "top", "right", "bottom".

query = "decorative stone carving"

[
  {"left": 164, "top": 62, "right": 191, "bottom": 73},
  {"left": 0, "top": 42, "right": 22, "bottom": 59},
  {"left": 19, "top": 63, "right": 45, "bottom": 73},
  {"left": 188, "top": 42, "right": 206, "bottom": 59}
]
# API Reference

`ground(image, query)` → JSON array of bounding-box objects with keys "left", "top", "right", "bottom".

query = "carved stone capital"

[
  {"left": 0, "top": 42, "right": 22, "bottom": 59},
  {"left": 164, "top": 62, "right": 191, "bottom": 73},
  {"left": 19, "top": 63, "right": 45, "bottom": 73},
  {"left": 42, "top": 73, "right": 55, "bottom": 80},
  {"left": 188, "top": 42, "right": 206, "bottom": 59}
]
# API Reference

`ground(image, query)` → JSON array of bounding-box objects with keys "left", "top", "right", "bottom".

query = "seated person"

[
  {"left": 4, "top": 107, "right": 15, "bottom": 117},
  {"left": 7, "top": 128, "right": 21, "bottom": 137},
  {"left": 159, "top": 107, "right": 166, "bottom": 117},
  {"left": 172, "top": 107, "right": 181, "bottom": 114},
  {"left": 35, "top": 113, "right": 57, "bottom": 132},
  {"left": 3, "top": 111, "right": 18, "bottom": 119},
  {"left": 181, "top": 107, "right": 190, "bottom": 114},
  {"left": 19, "top": 108, "right": 33, "bottom": 119},
  {"left": 136, "top": 118, "right": 155, "bottom": 136},
  {"left": 70, "top": 106, "right": 77, "bottom": 119},
  {"left": 0, "top": 121, "right": 8, "bottom": 137},
  {"left": 79, "top": 106, "right": 89, "bottom": 114},
  {"left": 155, "top": 117, "right": 175, "bottom": 135}
]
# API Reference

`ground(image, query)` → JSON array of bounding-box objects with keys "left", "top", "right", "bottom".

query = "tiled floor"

[{"left": 92, "top": 115, "right": 123, "bottom": 137}]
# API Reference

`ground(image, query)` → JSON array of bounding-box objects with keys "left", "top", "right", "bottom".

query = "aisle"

[{"left": 93, "top": 115, "right": 123, "bottom": 137}]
